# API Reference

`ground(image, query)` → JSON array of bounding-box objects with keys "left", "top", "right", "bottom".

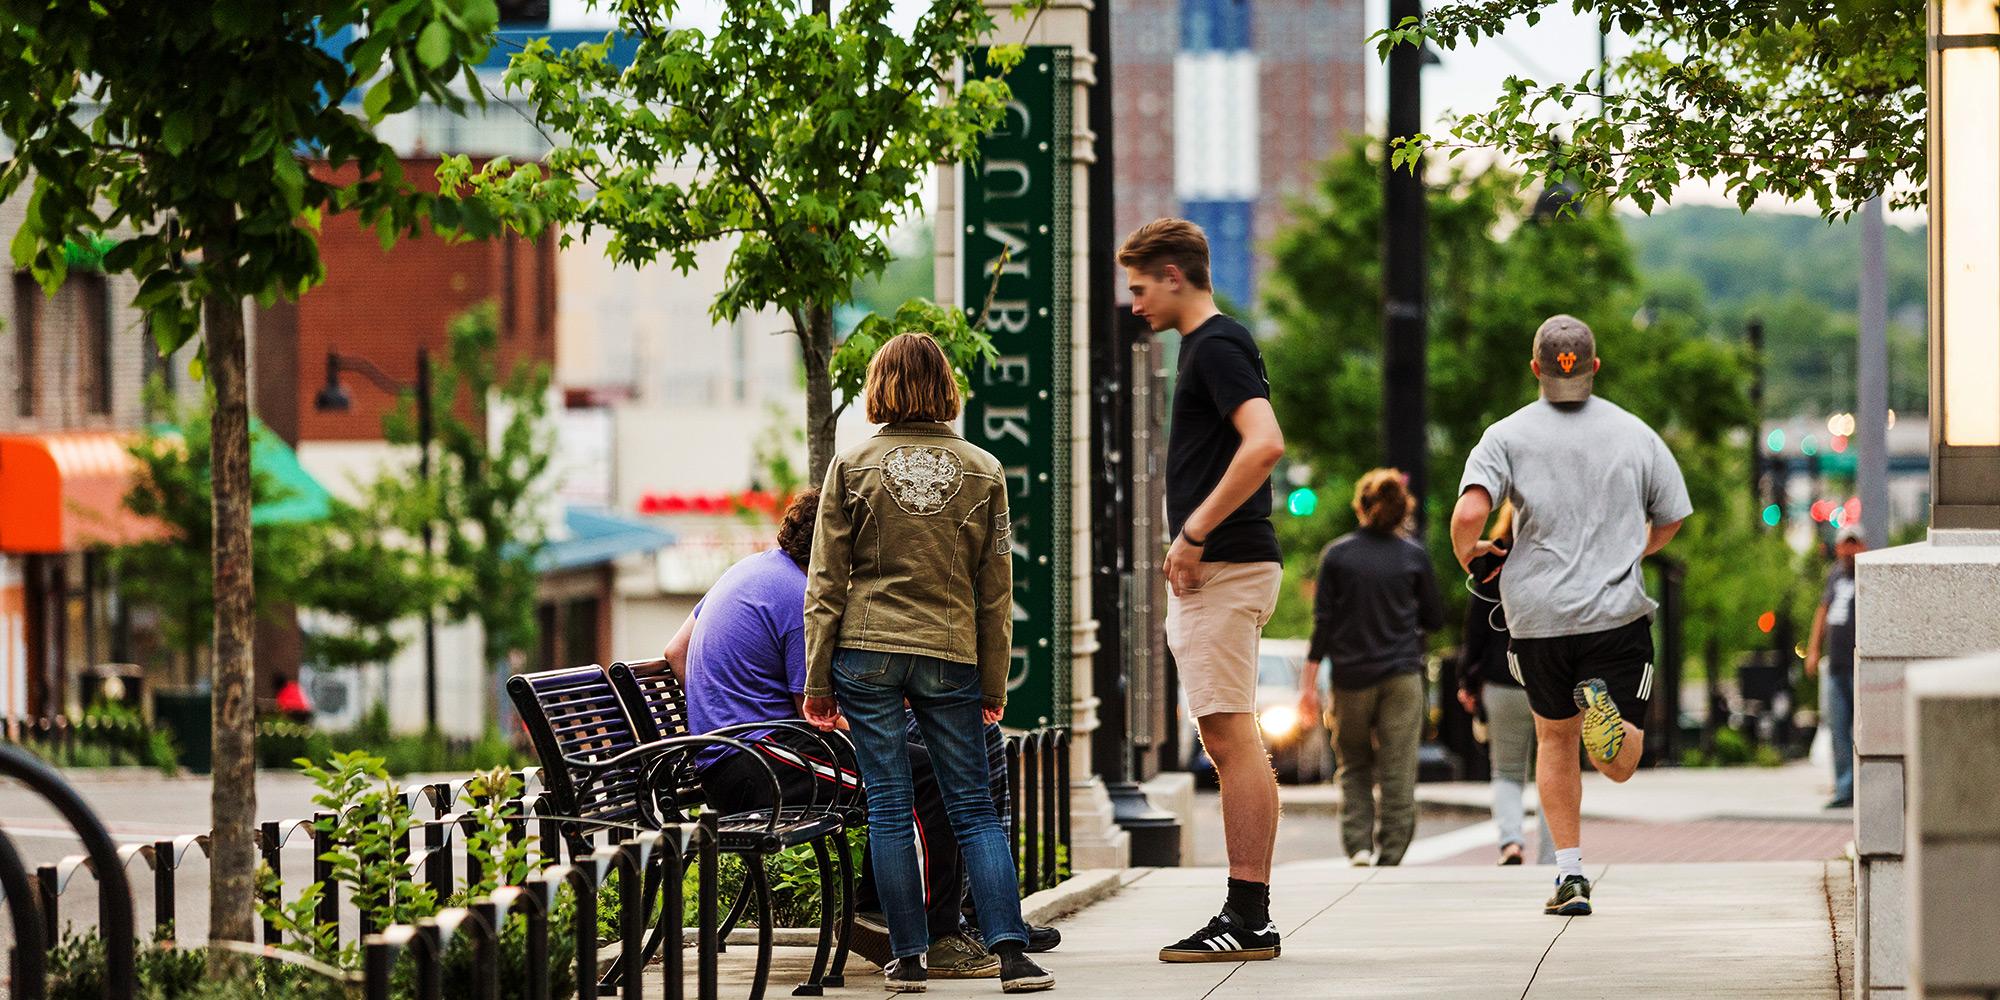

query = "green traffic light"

[
  {"left": 1766, "top": 428, "right": 1786, "bottom": 452},
  {"left": 1286, "top": 488, "right": 1318, "bottom": 517},
  {"left": 1762, "top": 504, "right": 1781, "bottom": 527}
]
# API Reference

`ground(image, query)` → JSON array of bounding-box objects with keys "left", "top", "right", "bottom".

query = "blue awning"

[{"left": 536, "top": 507, "right": 675, "bottom": 573}]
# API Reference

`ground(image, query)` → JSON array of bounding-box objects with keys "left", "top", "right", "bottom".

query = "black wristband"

[{"left": 1183, "top": 530, "right": 1206, "bottom": 547}]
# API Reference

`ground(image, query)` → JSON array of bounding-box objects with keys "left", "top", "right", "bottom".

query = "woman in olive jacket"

[{"left": 802, "top": 333, "right": 1053, "bottom": 994}]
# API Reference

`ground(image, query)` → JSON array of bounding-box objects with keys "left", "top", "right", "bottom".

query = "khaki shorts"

[{"left": 1166, "top": 561, "right": 1284, "bottom": 718}]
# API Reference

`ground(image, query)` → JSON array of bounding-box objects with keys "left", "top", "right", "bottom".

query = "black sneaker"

[
  {"left": 1157, "top": 907, "right": 1280, "bottom": 963},
  {"left": 1025, "top": 924, "right": 1062, "bottom": 953},
  {"left": 884, "top": 955, "right": 928, "bottom": 993},
  {"left": 997, "top": 950, "right": 1055, "bottom": 993},
  {"left": 1544, "top": 875, "right": 1593, "bottom": 916}
]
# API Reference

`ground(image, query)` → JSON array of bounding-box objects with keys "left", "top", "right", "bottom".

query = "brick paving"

[{"left": 1424, "top": 817, "right": 1855, "bottom": 866}]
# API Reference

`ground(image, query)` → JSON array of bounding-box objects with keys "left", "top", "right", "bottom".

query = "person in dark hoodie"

[
  {"left": 1303, "top": 469, "right": 1443, "bottom": 866},
  {"left": 1455, "top": 501, "right": 1557, "bottom": 866}
]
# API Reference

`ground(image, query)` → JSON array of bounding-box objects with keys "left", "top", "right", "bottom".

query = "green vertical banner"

[{"left": 961, "top": 46, "right": 1073, "bottom": 729}]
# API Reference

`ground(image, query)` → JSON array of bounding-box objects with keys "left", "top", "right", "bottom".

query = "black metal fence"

[
  {"left": 0, "top": 744, "right": 723, "bottom": 1000},
  {"left": 3, "top": 727, "right": 1076, "bottom": 1000},
  {"left": 1004, "top": 728, "right": 1072, "bottom": 897}
]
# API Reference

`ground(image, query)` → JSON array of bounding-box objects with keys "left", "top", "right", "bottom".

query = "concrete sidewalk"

[{"left": 712, "top": 860, "right": 1853, "bottom": 999}]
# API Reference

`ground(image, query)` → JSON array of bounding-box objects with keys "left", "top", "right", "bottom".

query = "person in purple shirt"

[{"left": 662, "top": 489, "right": 1006, "bottom": 977}]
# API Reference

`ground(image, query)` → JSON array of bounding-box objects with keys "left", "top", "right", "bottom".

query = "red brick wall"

[{"left": 276, "top": 157, "right": 557, "bottom": 443}]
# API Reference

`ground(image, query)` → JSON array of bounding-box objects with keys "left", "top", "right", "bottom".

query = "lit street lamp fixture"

[
  {"left": 1931, "top": 0, "right": 2000, "bottom": 528},
  {"left": 314, "top": 347, "right": 441, "bottom": 732}
]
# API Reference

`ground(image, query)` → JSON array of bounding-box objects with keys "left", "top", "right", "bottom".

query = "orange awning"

[{"left": 0, "top": 432, "right": 170, "bottom": 553}]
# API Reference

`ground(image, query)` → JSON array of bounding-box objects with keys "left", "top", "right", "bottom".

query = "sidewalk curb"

[{"left": 706, "top": 867, "right": 1132, "bottom": 949}]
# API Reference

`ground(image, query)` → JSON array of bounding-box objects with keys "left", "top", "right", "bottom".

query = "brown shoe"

[{"left": 926, "top": 933, "right": 1000, "bottom": 979}]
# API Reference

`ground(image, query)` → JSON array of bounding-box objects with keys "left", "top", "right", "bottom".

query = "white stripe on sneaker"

[{"left": 1217, "top": 933, "right": 1238, "bottom": 951}]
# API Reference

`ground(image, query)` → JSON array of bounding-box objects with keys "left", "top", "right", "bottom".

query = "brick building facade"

[{"left": 1111, "top": 0, "right": 1366, "bottom": 312}]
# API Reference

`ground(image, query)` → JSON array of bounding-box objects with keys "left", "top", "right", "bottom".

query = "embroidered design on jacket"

[
  {"left": 994, "top": 509, "right": 1012, "bottom": 554},
  {"left": 882, "top": 446, "right": 965, "bottom": 515}
]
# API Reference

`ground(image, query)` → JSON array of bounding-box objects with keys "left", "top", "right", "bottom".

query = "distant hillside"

[{"left": 1622, "top": 205, "right": 1928, "bottom": 417}]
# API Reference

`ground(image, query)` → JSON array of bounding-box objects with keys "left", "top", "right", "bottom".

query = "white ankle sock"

[{"left": 1555, "top": 848, "right": 1584, "bottom": 881}]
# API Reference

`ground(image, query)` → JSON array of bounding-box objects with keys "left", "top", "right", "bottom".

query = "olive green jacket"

[{"left": 803, "top": 422, "right": 1015, "bottom": 710}]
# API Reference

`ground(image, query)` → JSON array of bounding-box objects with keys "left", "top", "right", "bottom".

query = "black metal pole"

[
  {"left": 1086, "top": 0, "right": 1128, "bottom": 788},
  {"left": 1748, "top": 319, "right": 1766, "bottom": 508},
  {"left": 417, "top": 347, "right": 438, "bottom": 733},
  {"left": 1384, "top": 0, "right": 1429, "bottom": 533}
]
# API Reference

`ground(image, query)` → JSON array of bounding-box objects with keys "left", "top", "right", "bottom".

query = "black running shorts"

[{"left": 1505, "top": 617, "right": 1656, "bottom": 725}]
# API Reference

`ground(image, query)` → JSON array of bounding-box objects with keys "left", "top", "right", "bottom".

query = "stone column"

[
  {"left": 1853, "top": 530, "right": 2000, "bottom": 996},
  {"left": 1904, "top": 652, "right": 2000, "bottom": 999}
]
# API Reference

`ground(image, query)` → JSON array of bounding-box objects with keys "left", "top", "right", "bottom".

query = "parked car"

[{"left": 1177, "top": 638, "right": 1333, "bottom": 784}]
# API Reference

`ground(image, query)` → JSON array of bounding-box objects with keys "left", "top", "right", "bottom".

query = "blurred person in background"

[
  {"left": 1303, "top": 469, "right": 1443, "bottom": 867},
  {"left": 1455, "top": 501, "right": 1556, "bottom": 865},
  {"left": 1805, "top": 522, "right": 1866, "bottom": 809}
]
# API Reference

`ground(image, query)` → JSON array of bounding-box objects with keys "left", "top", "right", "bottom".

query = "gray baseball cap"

[{"left": 1533, "top": 314, "right": 1596, "bottom": 403}]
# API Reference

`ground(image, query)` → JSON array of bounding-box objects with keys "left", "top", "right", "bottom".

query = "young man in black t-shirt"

[{"left": 1120, "top": 219, "right": 1289, "bottom": 963}]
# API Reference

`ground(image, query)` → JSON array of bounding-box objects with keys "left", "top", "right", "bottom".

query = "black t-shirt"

[{"left": 1167, "top": 314, "right": 1282, "bottom": 564}]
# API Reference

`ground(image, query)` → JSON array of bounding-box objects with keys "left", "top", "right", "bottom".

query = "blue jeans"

[
  {"left": 834, "top": 648, "right": 1028, "bottom": 958},
  {"left": 1826, "top": 667, "right": 1855, "bottom": 802}
]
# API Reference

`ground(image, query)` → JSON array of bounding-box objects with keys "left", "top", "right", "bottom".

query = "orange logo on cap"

[{"left": 1557, "top": 351, "right": 1578, "bottom": 374}]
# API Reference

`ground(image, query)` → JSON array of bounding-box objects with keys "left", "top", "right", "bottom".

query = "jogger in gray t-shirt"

[{"left": 1448, "top": 314, "right": 1691, "bottom": 919}]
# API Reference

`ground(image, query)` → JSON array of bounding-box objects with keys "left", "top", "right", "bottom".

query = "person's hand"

[
  {"left": 803, "top": 696, "right": 842, "bottom": 731},
  {"left": 1803, "top": 653, "right": 1820, "bottom": 679},
  {"left": 1298, "top": 685, "right": 1320, "bottom": 721},
  {"left": 1462, "top": 540, "right": 1508, "bottom": 581},
  {"left": 1457, "top": 687, "right": 1480, "bottom": 715},
  {"left": 983, "top": 704, "right": 1005, "bottom": 727},
  {"left": 1164, "top": 532, "right": 1205, "bottom": 597}
]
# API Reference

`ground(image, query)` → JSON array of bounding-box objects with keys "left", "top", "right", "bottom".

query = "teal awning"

[
  {"left": 146, "top": 419, "right": 334, "bottom": 526},
  {"left": 250, "top": 422, "right": 333, "bottom": 525}
]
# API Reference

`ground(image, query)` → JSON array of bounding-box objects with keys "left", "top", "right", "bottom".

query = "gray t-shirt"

[{"left": 1459, "top": 397, "right": 1693, "bottom": 639}]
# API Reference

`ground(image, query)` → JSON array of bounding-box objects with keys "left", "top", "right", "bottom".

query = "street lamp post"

[
  {"left": 1931, "top": 0, "right": 2000, "bottom": 529},
  {"left": 314, "top": 347, "right": 439, "bottom": 733}
]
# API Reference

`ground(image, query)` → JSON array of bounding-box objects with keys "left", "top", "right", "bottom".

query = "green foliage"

[
  {"left": 46, "top": 927, "right": 214, "bottom": 1000},
  {"left": 847, "top": 221, "right": 938, "bottom": 322},
  {"left": 115, "top": 390, "right": 318, "bottom": 670},
  {"left": 1376, "top": 0, "right": 1923, "bottom": 219},
  {"left": 378, "top": 303, "right": 553, "bottom": 669},
  {"left": 1262, "top": 141, "right": 1802, "bottom": 678},
  {"left": 15, "top": 701, "right": 182, "bottom": 773},
  {"left": 257, "top": 705, "right": 527, "bottom": 774},
  {"left": 1622, "top": 205, "right": 1929, "bottom": 416},
  {"left": 1680, "top": 726, "right": 1786, "bottom": 768},
  {"left": 116, "top": 387, "right": 450, "bottom": 675},
  {"left": 258, "top": 753, "right": 577, "bottom": 1000},
  {"left": 833, "top": 298, "right": 997, "bottom": 406},
  {"left": 438, "top": 0, "right": 1042, "bottom": 477},
  {"left": 0, "top": 0, "right": 498, "bottom": 352}
]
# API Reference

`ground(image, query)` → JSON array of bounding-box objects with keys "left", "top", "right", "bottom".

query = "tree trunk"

[
  {"left": 801, "top": 302, "right": 838, "bottom": 485},
  {"left": 204, "top": 291, "right": 258, "bottom": 970}
]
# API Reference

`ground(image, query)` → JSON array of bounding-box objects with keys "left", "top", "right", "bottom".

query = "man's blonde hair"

[
  {"left": 865, "top": 333, "right": 962, "bottom": 424},
  {"left": 1117, "top": 218, "right": 1212, "bottom": 291}
]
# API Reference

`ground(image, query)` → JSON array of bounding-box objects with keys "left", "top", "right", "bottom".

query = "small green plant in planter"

[{"left": 256, "top": 753, "right": 579, "bottom": 1000}]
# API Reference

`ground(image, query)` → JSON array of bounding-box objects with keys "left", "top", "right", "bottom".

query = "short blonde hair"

[
  {"left": 1117, "top": 218, "right": 1212, "bottom": 291},
  {"left": 865, "top": 333, "right": 961, "bottom": 424},
  {"left": 1353, "top": 468, "right": 1413, "bottom": 533}
]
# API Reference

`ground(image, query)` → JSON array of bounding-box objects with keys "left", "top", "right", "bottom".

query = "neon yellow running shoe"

[{"left": 1574, "top": 678, "right": 1625, "bottom": 762}]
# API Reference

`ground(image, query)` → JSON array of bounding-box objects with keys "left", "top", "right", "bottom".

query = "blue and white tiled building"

[{"left": 1114, "top": 0, "right": 1366, "bottom": 313}]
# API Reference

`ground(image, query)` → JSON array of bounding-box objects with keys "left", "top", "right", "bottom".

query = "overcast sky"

[{"left": 547, "top": 0, "right": 1917, "bottom": 224}]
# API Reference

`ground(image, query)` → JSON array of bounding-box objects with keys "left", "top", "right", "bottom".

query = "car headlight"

[{"left": 1258, "top": 704, "right": 1300, "bottom": 738}]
